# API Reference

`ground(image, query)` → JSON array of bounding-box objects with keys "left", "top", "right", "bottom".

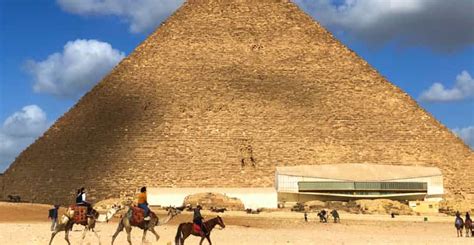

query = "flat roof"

[{"left": 276, "top": 164, "right": 442, "bottom": 181}]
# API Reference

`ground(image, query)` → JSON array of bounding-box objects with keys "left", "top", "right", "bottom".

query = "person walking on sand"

[
  {"left": 48, "top": 204, "right": 60, "bottom": 231},
  {"left": 304, "top": 211, "right": 308, "bottom": 222}
]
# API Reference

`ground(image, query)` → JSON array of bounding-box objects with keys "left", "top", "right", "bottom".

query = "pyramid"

[{"left": 2, "top": 0, "right": 473, "bottom": 204}]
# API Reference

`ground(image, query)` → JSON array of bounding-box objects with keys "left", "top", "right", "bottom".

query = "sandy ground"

[{"left": 0, "top": 202, "right": 472, "bottom": 245}]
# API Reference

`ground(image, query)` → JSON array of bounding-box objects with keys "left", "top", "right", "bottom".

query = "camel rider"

[
  {"left": 193, "top": 204, "right": 207, "bottom": 235},
  {"left": 138, "top": 187, "right": 151, "bottom": 221},
  {"left": 76, "top": 187, "right": 92, "bottom": 216}
]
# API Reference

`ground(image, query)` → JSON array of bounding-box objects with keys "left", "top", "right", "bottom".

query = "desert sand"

[{"left": 0, "top": 202, "right": 470, "bottom": 245}]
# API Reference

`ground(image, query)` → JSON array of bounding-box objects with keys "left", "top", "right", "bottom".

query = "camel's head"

[
  {"left": 167, "top": 207, "right": 181, "bottom": 217},
  {"left": 105, "top": 204, "right": 124, "bottom": 222}
]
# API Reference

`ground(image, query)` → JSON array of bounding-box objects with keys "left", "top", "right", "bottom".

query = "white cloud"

[
  {"left": 26, "top": 39, "right": 125, "bottom": 98},
  {"left": 0, "top": 105, "right": 49, "bottom": 172},
  {"left": 295, "top": 0, "right": 474, "bottom": 52},
  {"left": 57, "top": 0, "right": 183, "bottom": 33},
  {"left": 453, "top": 126, "right": 474, "bottom": 149},
  {"left": 420, "top": 71, "right": 474, "bottom": 102}
]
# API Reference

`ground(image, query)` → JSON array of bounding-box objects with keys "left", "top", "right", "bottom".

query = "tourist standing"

[{"left": 48, "top": 204, "right": 60, "bottom": 231}]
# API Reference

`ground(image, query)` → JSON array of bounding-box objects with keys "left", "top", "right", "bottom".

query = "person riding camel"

[
  {"left": 193, "top": 204, "right": 207, "bottom": 235},
  {"left": 137, "top": 186, "right": 151, "bottom": 221},
  {"left": 76, "top": 187, "right": 92, "bottom": 216}
]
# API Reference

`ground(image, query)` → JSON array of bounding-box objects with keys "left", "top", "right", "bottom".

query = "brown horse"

[
  {"left": 465, "top": 218, "right": 473, "bottom": 237},
  {"left": 111, "top": 207, "right": 180, "bottom": 245},
  {"left": 175, "top": 216, "right": 225, "bottom": 245}
]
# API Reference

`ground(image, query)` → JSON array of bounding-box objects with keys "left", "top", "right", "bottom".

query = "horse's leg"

[
  {"left": 141, "top": 229, "right": 147, "bottom": 244},
  {"left": 199, "top": 236, "right": 205, "bottom": 245},
  {"left": 149, "top": 226, "right": 160, "bottom": 241},
  {"left": 111, "top": 221, "right": 125, "bottom": 245},
  {"left": 206, "top": 234, "right": 212, "bottom": 245}
]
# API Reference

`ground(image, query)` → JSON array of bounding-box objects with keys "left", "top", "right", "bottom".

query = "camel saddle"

[
  {"left": 129, "top": 206, "right": 155, "bottom": 226},
  {"left": 69, "top": 205, "right": 89, "bottom": 225}
]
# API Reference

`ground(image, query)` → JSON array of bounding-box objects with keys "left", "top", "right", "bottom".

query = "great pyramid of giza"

[{"left": 1, "top": 0, "right": 473, "bottom": 204}]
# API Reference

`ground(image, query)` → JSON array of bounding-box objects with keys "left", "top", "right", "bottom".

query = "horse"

[
  {"left": 455, "top": 215, "right": 464, "bottom": 237},
  {"left": 111, "top": 206, "right": 180, "bottom": 245},
  {"left": 465, "top": 218, "right": 473, "bottom": 237},
  {"left": 49, "top": 204, "right": 121, "bottom": 245},
  {"left": 175, "top": 216, "right": 225, "bottom": 245}
]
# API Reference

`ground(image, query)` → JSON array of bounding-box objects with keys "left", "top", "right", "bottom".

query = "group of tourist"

[
  {"left": 303, "top": 209, "right": 340, "bottom": 223},
  {"left": 47, "top": 186, "right": 209, "bottom": 234}
]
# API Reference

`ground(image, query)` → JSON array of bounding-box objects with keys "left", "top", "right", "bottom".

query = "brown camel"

[
  {"left": 111, "top": 206, "right": 180, "bottom": 245},
  {"left": 49, "top": 204, "right": 122, "bottom": 245},
  {"left": 175, "top": 216, "right": 225, "bottom": 245}
]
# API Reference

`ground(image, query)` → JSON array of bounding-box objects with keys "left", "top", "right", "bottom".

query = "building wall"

[
  {"left": 148, "top": 188, "right": 277, "bottom": 209},
  {"left": 409, "top": 201, "right": 440, "bottom": 213}
]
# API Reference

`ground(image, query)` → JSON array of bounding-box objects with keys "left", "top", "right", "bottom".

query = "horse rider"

[
  {"left": 76, "top": 187, "right": 92, "bottom": 216},
  {"left": 193, "top": 204, "right": 208, "bottom": 235},
  {"left": 137, "top": 186, "right": 151, "bottom": 221},
  {"left": 466, "top": 212, "right": 472, "bottom": 223}
]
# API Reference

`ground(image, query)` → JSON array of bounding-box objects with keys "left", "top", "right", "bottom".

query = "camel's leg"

[
  {"left": 49, "top": 230, "right": 60, "bottom": 245},
  {"left": 111, "top": 221, "right": 125, "bottom": 245},
  {"left": 141, "top": 229, "right": 147, "bottom": 244},
  {"left": 149, "top": 226, "right": 160, "bottom": 241},
  {"left": 65, "top": 229, "right": 71, "bottom": 245},
  {"left": 126, "top": 226, "right": 133, "bottom": 245},
  {"left": 92, "top": 228, "right": 102, "bottom": 245},
  {"left": 80, "top": 228, "right": 88, "bottom": 245}
]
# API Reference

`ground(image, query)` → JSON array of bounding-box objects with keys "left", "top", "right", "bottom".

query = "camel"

[
  {"left": 111, "top": 206, "right": 180, "bottom": 245},
  {"left": 49, "top": 204, "right": 122, "bottom": 245},
  {"left": 175, "top": 216, "right": 225, "bottom": 245}
]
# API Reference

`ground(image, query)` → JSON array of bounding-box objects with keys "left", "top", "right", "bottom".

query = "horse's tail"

[{"left": 175, "top": 223, "right": 183, "bottom": 245}]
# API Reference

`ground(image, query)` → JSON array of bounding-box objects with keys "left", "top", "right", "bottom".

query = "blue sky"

[{"left": 0, "top": 0, "right": 473, "bottom": 171}]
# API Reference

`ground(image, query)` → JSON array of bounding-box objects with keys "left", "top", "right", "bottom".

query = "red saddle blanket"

[
  {"left": 69, "top": 205, "right": 88, "bottom": 225},
  {"left": 130, "top": 206, "right": 146, "bottom": 226},
  {"left": 193, "top": 223, "right": 202, "bottom": 234}
]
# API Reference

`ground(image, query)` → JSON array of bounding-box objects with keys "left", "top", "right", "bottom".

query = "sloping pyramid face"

[{"left": 2, "top": 0, "right": 473, "bottom": 204}]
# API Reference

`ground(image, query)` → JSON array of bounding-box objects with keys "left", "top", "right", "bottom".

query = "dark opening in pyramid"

[{"left": 2, "top": 0, "right": 473, "bottom": 204}]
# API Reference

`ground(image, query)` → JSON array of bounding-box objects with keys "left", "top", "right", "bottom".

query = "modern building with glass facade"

[{"left": 276, "top": 164, "right": 443, "bottom": 203}]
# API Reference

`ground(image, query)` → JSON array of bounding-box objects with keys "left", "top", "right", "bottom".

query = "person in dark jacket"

[
  {"left": 48, "top": 204, "right": 60, "bottom": 231},
  {"left": 193, "top": 205, "right": 207, "bottom": 235}
]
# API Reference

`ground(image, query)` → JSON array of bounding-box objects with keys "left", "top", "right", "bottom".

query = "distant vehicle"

[{"left": 291, "top": 203, "right": 305, "bottom": 212}]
